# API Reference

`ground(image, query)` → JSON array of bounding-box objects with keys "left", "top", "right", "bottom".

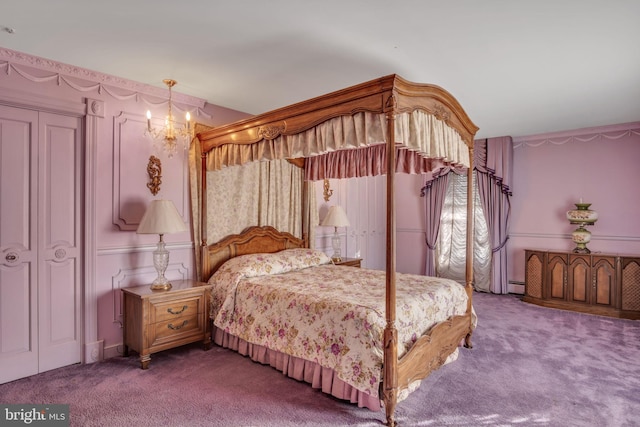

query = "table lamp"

[
  {"left": 136, "top": 199, "right": 187, "bottom": 290},
  {"left": 321, "top": 205, "right": 350, "bottom": 262}
]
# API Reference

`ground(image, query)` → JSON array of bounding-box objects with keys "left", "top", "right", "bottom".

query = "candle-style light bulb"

[
  {"left": 186, "top": 112, "right": 191, "bottom": 131},
  {"left": 146, "top": 110, "right": 152, "bottom": 131}
]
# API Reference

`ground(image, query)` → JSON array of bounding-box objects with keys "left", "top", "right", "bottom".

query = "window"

[{"left": 436, "top": 171, "right": 491, "bottom": 290}]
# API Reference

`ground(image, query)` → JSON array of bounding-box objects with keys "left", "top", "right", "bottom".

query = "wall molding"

[
  {"left": 397, "top": 227, "right": 425, "bottom": 234},
  {"left": 510, "top": 232, "right": 640, "bottom": 242},
  {"left": 0, "top": 86, "right": 86, "bottom": 115},
  {"left": 111, "top": 111, "right": 190, "bottom": 231},
  {"left": 112, "top": 112, "right": 149, "bottom": 230},
  {"left": 83, "top": 98, "right": 100, "bottom": 364},
  {"left": 0, "top": 47, "right": 211, "bottom": 119},
  {"left": 513, "top": 121, "right": 640, "bottom": 149},
  {"left": 97, "top": 242, "right": 194, "bottom": 256}
]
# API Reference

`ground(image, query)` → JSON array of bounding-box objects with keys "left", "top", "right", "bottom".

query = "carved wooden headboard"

[{"left": 201, "top": 225, "right": 306, "bottom": 282}]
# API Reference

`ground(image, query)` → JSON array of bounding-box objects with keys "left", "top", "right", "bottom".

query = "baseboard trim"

[
  {"left": 103, "top": 344, "right": 124, "bottom": 360},
  {"left": 84, "top": 340, "right": 104, "bottom": 364}
]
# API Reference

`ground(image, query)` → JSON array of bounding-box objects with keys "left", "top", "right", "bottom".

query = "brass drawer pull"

[
  {"left": 167, "top": 305, "right": 188, "bottom": 315},
  {"left": 167, "top": 320, "right": 188, "bottom": 330}
]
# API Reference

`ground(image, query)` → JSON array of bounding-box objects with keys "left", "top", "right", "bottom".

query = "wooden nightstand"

[
  {"left": 334, "top": 257, "right": 362, "bottom": 267},
  {"left": 122, "top": 279, "right": 212, "bottom": 369}
]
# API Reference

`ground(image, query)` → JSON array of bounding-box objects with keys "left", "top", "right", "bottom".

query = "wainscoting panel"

[{"left": 112, "top": 111, "right": 189, "bottom": 231}]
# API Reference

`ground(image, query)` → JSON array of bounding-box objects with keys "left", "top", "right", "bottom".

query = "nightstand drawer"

[
  {"left": 334, "top": 257, "right": 362, "bottom": 267},
  {"left": 150, "top": 295, "right": 202, "bottom": 323},
  {"left": 150, "top": 314, "right": 204, "bottom": 346},
  {"left": 122, "top": 279, "right": 213, "bottom": 369}
]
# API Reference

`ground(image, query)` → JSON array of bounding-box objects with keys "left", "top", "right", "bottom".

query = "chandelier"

[{"left": 145, "top": 79, "right": 193, "bottom": 157}]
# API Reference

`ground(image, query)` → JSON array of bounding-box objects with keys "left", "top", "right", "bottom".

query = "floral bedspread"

[{"left": 208, "top": 248, "right": 470, "bottom": 399}]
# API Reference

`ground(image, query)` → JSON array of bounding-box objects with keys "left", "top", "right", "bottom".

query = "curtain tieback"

[{"left": 492, "top": 236, "right": 509, "bottom": 253}]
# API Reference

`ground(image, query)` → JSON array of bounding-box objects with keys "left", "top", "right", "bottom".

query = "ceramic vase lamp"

[{"left": 566, "top": 201, "right": 598, "bottom": 254}]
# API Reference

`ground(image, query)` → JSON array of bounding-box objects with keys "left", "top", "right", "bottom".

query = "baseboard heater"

[{"left": 508, "top": 280, "right": 525, "bottom": 295}]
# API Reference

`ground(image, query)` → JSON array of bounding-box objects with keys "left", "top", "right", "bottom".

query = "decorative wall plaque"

[{"left": 146, "top": 155, "right": 162, "bottom": 196}]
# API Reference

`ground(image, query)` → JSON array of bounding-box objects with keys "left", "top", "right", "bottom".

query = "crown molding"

[
  {"left": 513, "top": 121, "right": 640, "bottom": 148},
  {"left": 0, "top": 47, "right": 207, "bottom": 108}
]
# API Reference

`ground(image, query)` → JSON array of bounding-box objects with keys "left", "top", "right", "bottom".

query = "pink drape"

[
  {"left": 475, "top": 136, "right": 513, "bottom": 294},
  {"left": 304, "top": 144, "right": 452, "bottom": 180},
  {"left": 420, "top": 169, "right": 451, "bottom": 276}
]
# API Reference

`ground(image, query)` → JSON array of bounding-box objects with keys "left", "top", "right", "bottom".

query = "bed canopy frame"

[{"left": 194, "top": 74, "right": 478, "bottom": 426}]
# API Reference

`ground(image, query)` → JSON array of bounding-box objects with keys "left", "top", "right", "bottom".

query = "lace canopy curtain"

[
  {"left": 204, "top": 159, "right": 305, "bottom": 244},
  {"left": 189, "top": 134, "right": 317, "bottom": 280}
]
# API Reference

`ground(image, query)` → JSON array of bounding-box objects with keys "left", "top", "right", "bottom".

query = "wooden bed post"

[
  {"left": 464, "top": 145, "right": 474, "bottom": 348},
  {"left": 302, "top": 169, "right": 309, "bottom": 248},
  {"left": 383, "top": 99, "right": 398, "bottom": 427},
  {"left": 200, "top": 150, "right": 208, "bottom": 282}
]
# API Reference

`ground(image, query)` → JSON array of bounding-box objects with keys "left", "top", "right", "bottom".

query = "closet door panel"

[
  {"left": 0, "top": 105, "right": 39, "bottom": 383},
  {"left": 37, "top": 112, "right": 82, "bottom": 372}
]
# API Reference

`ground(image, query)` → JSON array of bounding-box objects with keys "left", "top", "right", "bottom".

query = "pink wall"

[
  {"left": 0, "top": 48, "right": 249, "bottom": 361},
  {"left": 509, "top": 123, "right": 640, "bottom": 285}
]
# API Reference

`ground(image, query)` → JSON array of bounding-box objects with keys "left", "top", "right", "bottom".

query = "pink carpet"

[{"left": 1, "top": 292, "right": 638, "bottom": 426}]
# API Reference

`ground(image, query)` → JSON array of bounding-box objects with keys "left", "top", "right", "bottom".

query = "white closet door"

[
  {"left": 0, "top": 105, "right": 39, "bottom": 383},
  {"left": 0, "top": 106, "right": 82, "bottom": 383},
  {"left": 37, "top": 111, "right": 82, "bottom": 373}
]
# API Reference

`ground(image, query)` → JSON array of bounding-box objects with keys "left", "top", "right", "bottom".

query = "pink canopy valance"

[{"left": 304, "top": 144, "right": 452, "bottom": 180}]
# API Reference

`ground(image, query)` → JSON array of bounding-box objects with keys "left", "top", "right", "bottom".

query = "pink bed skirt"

[{"left": 213, "top": 326, "right": 382, "bottom": 411}]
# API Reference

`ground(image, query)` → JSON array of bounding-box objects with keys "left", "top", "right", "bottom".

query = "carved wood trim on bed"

[
  {"left": 396, "top": 312, "right": 473, "bottom": 392},
  {"left": 201, "top": 225, "right": 306, "bottom": 282},
  {"left": 197, "top": 74, "right": 478, "bottom": 152}
]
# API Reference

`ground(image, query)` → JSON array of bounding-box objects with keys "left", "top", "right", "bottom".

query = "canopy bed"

[{"left": 192, "top": 74, "right": 478, "bottom": 426}]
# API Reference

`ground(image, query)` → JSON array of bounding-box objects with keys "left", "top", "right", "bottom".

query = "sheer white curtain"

[{"left": 436, "top": 171, "right": 491, "bottom": 291}]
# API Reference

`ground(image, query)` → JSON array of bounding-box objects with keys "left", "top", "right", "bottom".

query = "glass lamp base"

[
  {"left": 150, "top": 237, "right": 172, "bottom": 290},
  {"left": 331, "top": 231, "right": 342, "bottom": 262},
  {"left": 150, "top": 279, "right": 172, "bottom": 291}
]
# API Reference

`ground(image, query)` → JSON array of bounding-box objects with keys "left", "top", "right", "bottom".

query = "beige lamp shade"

[
  {"left": 137, "top": 199, "right": 187, "bottom": 235},
  {"left": 321, "top": 205, "right": 351, "bottom": 228}
]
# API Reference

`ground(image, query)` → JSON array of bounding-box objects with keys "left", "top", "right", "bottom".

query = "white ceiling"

[{"left": 2, "top": 0, "right": 639, "bottom": 139}]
